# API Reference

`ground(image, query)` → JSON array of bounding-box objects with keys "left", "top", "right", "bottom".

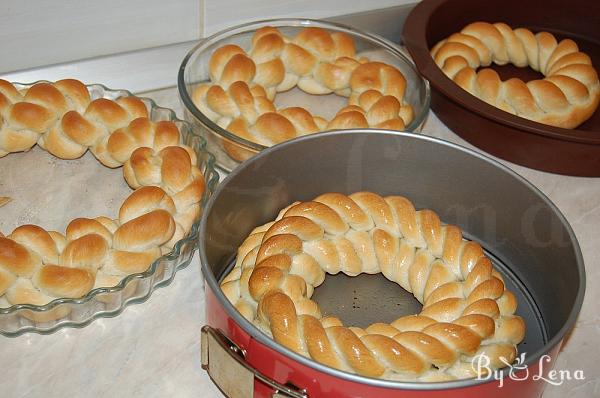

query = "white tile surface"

[
  {"left": 0, "top": 41, "right": 198, "bottom": 95},
  {"left": 0, "top": 0, "right": 201, "bottom": 73},
  {"left": 203, "top": 0, "right": 412, "bottom": 35},
  {"left": 0, "top": 86, "right": 598, "bottom": 398}
]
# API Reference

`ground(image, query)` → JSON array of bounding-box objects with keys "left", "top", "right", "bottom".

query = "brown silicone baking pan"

[{"left": 403, "top": 0, "right": 600, "bottom": 176}]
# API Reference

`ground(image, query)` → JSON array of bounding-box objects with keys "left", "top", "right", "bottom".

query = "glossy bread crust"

[
  {"left": 431, "top": 22, "right": 600, "bottom": 129},
  {"left": 221, "top": 192, "right": 525, "bottom": 382},
  {"left": 192, "top": 27, "right": 415, "bottom": 161},
  {"left": 0, "top": 79, "right": 206, "bottom": 308}
]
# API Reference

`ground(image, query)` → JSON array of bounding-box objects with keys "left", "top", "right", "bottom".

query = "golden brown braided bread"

[
  {"left": 431, "top": 22, "right": 599, "bottom": 128},
  {"left": 0, "top": 79, "right": 206, "bottom": 308},
  {"left": 221, "top": 192, "right": 525, "bottom": 381},
  {"left": 193, "top": 27, "right": 414, "bottom": 161}
]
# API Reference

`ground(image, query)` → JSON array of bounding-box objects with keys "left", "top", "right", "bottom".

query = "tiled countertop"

[{"left": 1, "top": 87, "right": 598, "bottom": 398}]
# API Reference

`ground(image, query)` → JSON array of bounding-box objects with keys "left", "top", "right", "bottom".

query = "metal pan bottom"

[{"left": 217, "top": 243, "right": 547, "bottom": 357}]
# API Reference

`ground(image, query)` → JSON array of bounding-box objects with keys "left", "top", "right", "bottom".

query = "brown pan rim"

[{"left": 402, "top": 0, "right": 600, "bottom": 145}]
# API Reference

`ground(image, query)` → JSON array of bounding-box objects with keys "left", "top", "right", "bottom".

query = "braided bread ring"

[
  {"left": 431, "top": 22, "right": 600, "bottom": 128},
  {"left": 0, "top": 79, "right": 206, "bottom": 312},
  {"left": 193, "top": 26, "right": 415, "bottom": 162},
  {"left": 221, "top": 192, "right": 525, "bottom": 381}
]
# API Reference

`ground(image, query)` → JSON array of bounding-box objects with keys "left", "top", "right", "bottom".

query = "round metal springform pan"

[{"left": 199, "top": 130, "right": 585, "bottom": 397}]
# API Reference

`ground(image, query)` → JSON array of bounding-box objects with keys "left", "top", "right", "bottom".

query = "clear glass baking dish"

[
  {"left": 178, "top": 18, "right": 431, "bottom": 171},
  {"left": 0, "top": 82, "right": 220, "bottom": 337}
]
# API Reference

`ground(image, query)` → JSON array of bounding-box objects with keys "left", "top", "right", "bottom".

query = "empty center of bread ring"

[
  {"left": 0, "top": 79, "right": 206, "bottom": 309},
  {"left": 221, "top": 192, "right": 526, "bottom": 382},
  {"left": 192, "top": 27, "right": 415, "bottom": 161},
  {"left": 430, "top": 22, "right": 600, "bottom": 129}
]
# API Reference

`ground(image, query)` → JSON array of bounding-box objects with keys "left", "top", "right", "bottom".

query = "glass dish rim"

[
  {"left": 178, "top": 17, "right": 432, "bottom": 152},
  {"left": 0, "top": 80, "right": 220, "bottom": 329}
]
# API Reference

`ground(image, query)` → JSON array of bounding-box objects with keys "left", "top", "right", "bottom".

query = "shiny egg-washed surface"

[
  {"left": 0, "top": 79, "right": 205, "bottom": 311},
  {"left": 431, "top": 22, "right": 600, "bottom": 128},
  {"left": 220, "top": 192, "right": 527, "bottom": 381},
  {"left": 192, "top": 26, "right": 415, "bottom": 161}
]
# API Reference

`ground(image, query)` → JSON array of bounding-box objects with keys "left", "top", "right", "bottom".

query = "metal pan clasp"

[{"left": 201, "top": 326, "right": 308, "bottom": 398}]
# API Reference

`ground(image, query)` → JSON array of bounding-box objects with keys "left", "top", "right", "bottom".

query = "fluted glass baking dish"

[{"left": 0, "top": 82, "right": 220, "bottom": 337}]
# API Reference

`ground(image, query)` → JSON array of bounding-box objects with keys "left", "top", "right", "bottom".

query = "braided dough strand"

[
  {"left": 431, "top": 22, "right": 600, "bottom": 128},
  {"left": 221, "top": 192, "right": 525, "bottom": 381},
  {"left": 0, "top": 79, "right": 206, "bottom": 308},
  {"left": 192, "top": 27, "right": 414, "bottom": 157}
]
